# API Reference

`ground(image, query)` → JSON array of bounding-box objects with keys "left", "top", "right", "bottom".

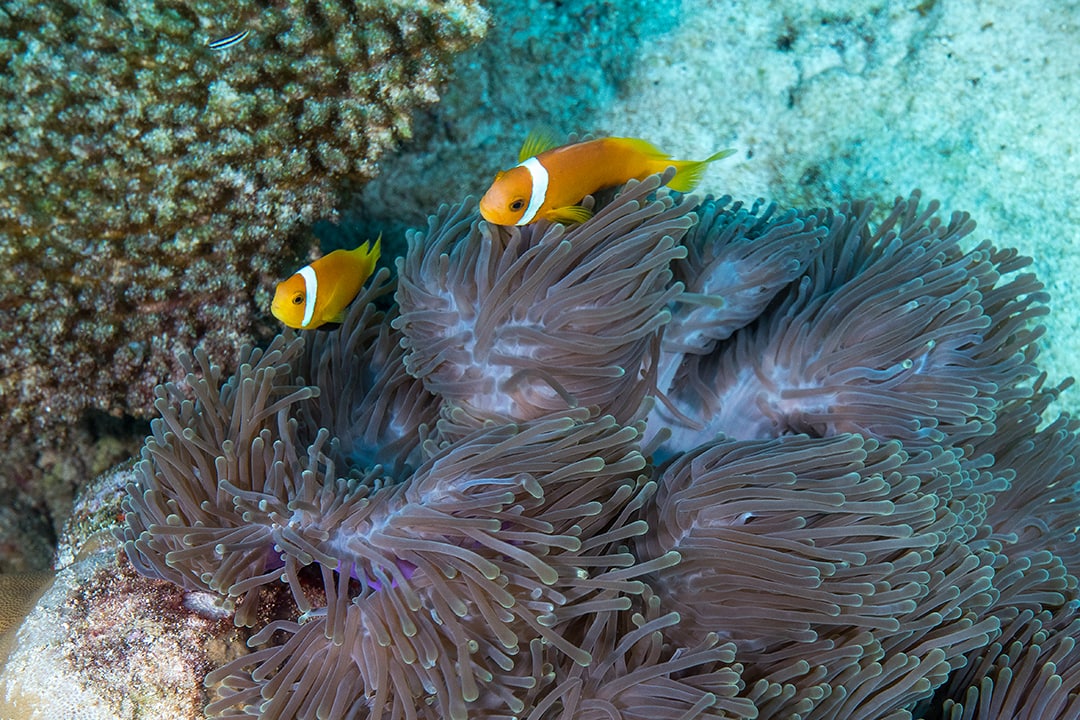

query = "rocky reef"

[{"left": 55, "top": 174, "right": 1074, "bottom": 718}]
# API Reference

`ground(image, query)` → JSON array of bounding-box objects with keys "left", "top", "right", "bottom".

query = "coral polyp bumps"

[{"left": 119, "top": 174, "right": 1080, "bottom": 719}]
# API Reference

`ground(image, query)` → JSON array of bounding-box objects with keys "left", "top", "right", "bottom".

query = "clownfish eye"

[
  {"left": 510, "top": 199, "right": 525, "bottom": 212},
  {"left": 292, "top": 294, "right": 304, "bottom": 305}
]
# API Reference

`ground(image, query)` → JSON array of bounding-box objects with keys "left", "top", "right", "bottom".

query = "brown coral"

[{"left": 0, "top": 0, "right": 488, "bottom": 530}]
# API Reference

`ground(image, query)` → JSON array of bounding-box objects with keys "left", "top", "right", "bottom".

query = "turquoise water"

[{"left": 363, "top": 0, "right": 1080, "bottom": 416}]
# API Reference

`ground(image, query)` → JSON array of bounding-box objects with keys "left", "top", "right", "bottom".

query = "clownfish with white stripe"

[
  {"left": 479, "top": 131, "right": 735, "bottom": 226},
  {"left": 270, "top": 236, "right": 381, "bottom": 329}
]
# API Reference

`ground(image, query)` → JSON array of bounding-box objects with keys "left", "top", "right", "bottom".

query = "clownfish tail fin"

[{"left": 667, "top": 148, "right": 736, "bottom": 193}]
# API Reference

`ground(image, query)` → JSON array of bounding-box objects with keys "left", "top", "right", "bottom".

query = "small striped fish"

[{"left": 207, "top": 30, "right": 249, "bottom": 50}]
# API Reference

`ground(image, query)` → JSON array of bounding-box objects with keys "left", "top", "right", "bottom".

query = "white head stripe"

[
  {"left": 515, "top": 156, "right": 548, "bottom": 225},
  {"left": 298, "top": 265, "right": 318, "bottom": 327}
]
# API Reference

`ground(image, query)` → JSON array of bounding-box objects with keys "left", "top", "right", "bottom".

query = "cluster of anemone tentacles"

[{"left": 120, "top": 173, "right": 1080, "bottom": 720}]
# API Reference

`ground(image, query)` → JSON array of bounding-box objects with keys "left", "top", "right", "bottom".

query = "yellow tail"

[
  {"left": 668, "top": 148, "right": 736, "bottom": 193},
  {"left": 352, "top": 233, "right": 382, "bottom": 272}
]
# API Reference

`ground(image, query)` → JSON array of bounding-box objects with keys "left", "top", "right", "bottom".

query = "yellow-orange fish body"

[
  {"left": 479, "top": 134, "right": 734, "bottom": 226},
  {"left": 271, "top": 236, "right": 381, "bottom": 329}
]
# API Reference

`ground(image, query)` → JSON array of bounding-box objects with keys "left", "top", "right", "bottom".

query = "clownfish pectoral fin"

[
  {"left": 518, "top": 128, "right": 562, "bottom": 162},
  {"left": 667, "top": 148, "right": 737, "bottom": 193},
  {"left": 544, "top": 205, "right": 593, "bottom": 225}
]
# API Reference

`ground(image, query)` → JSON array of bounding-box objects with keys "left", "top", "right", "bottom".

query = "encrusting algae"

[{"left": 111, "top": 166, "right": 1080, "bottom": 719}]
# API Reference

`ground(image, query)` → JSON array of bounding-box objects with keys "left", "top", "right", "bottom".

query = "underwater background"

[
  {"left": 356, "top": 0, "right": 1080, "bottom": 382},
  {"left": 0, "top": 0, "right": 1079, "bottom": 717}
]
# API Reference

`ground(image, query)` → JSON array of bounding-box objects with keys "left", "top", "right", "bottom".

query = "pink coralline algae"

[{"left": 120, "top": 174, "right": 1080, "bottom": 719}]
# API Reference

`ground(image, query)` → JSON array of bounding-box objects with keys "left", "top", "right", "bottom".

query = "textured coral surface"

[{"left": 0, "top": 0, "right": 486, "bottom": 507}]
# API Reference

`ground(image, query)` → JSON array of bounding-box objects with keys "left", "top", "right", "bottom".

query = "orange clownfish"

[
  {"left": 270, "top": 236, "right": 381, "bottom": 329},
  {"left": 479, "top": 132, "right": 735, "bottom": 226}
]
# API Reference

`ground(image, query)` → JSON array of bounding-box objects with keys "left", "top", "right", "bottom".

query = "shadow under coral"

[{"left": 119, "top": 174, "right": 1080, "bottom": 720}]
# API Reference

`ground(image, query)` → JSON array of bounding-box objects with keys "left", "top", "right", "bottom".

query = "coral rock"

[{"left": 0, "top": 0, "right": 488, "bottom": 495}]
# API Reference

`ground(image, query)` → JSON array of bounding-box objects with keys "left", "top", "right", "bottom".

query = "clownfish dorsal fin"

[
  {"left": 518, "top": 128, "right": 562, "bottom": 162},
  {"left": 544, "top": 205, "right": 593, "bottom": 225},
  {"left": 611, "top": 136, "right": 667, "bottom": 160}
]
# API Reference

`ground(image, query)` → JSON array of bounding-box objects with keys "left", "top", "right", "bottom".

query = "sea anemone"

[
  {"left": 658, "top": 196, "right": 827, "bottom": 382},
  {"left": 121, "top": 332, "right": 321, "bottom": 627},
  {"left": 119, "top": 178, "right": 1078, "bottom": 719},
  {"left": 653, "top": 194, "right": 1046, "bottom": 455},
  {"left": 292, "top": 270, "right": 439, "bottom": 478},
  {"left": 641, "top": 432, "right": 1001, "bottom": 718},
  {"left": 394, "top": 172, "right": 691, "bottom": 430}
]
